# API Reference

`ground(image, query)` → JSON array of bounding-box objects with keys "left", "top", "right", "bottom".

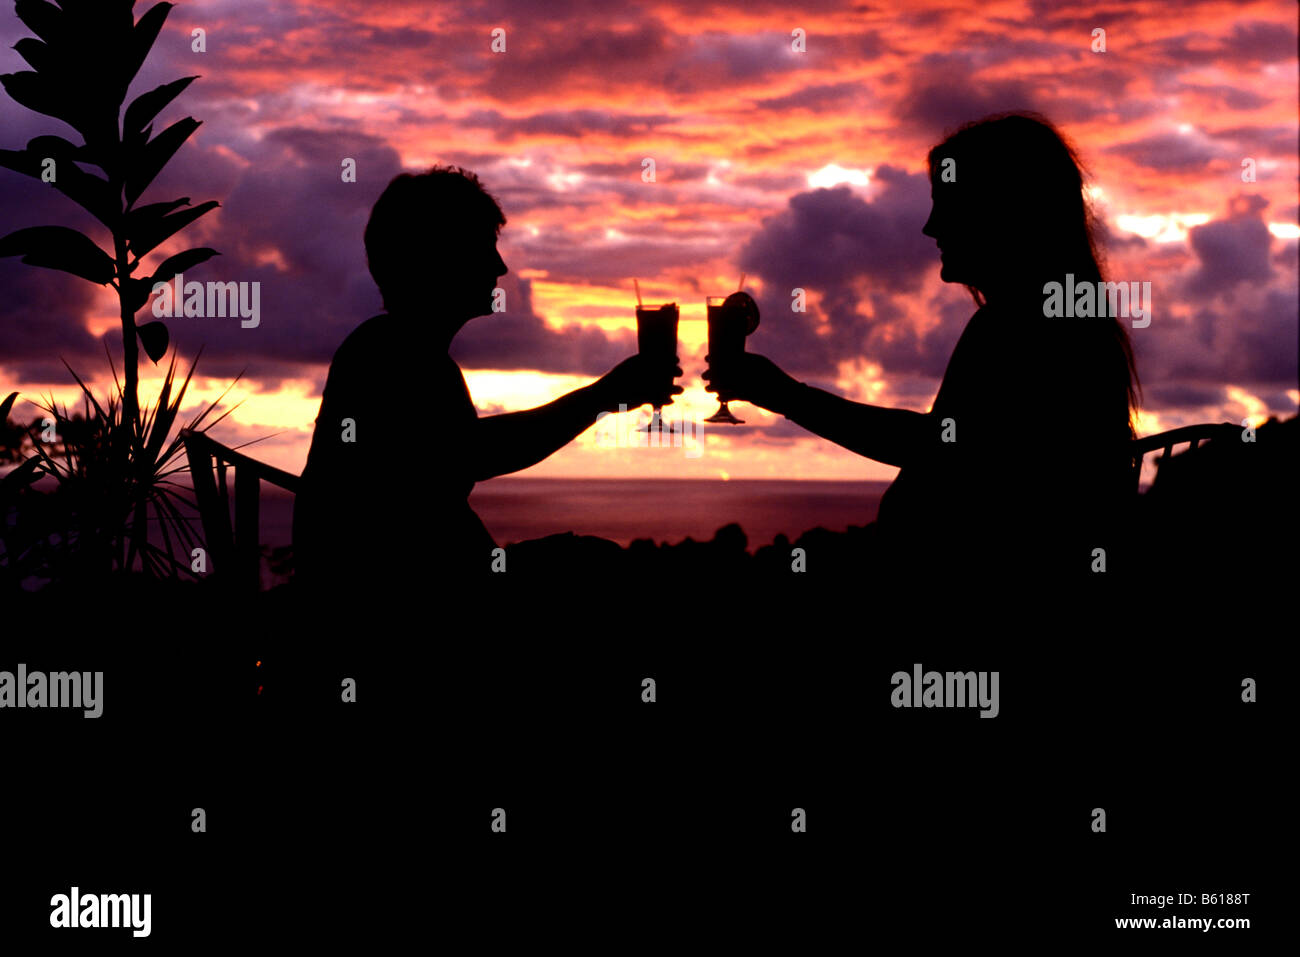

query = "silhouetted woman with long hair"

[{"left": 706, "top": 113, "right": 1141, "bottom": 581}]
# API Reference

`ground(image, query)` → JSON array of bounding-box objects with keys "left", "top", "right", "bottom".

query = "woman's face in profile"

[
  {"left": 922, "top": 179, "right": 981, "bottom": 288},
  {"left": 922, "top": 165, "right": 1044, "bottom": 299}
]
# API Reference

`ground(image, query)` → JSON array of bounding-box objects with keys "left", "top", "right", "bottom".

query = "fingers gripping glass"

[
  {"left": 704, "top": 291, "right": 759, "bottom": 424},
  {"left": 635, "top": 297, "right": 680, "bottom": 434}
]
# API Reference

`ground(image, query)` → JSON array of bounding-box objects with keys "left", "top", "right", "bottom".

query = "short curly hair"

[{"left": 364, "top": 165, "right": 506, "bottom": 309}]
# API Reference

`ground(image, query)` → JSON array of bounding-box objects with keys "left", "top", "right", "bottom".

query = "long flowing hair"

[{"left": 927, "top": 112, "right": 1142, "bottom": 438}]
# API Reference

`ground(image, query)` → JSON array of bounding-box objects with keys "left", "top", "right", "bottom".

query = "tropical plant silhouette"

[{"left": 0, "top": 0, "right": 235, "bottom": 586}]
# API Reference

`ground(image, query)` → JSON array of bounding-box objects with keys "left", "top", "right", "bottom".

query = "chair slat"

[
  {"left": 235, "top": 467, "right": 261, "bottom": 593},
  {"left": 182, "top": 428, "right": 296, "bottom": 593},
  {"left": 183, "top": 437, "right": 235, "bottom": 575},
  {"left": 1131, "top": 423, "right": 1239, "bottom": 496}
]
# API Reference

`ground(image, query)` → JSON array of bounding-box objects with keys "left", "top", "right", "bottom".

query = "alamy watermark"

[
  {"left": 595, "top": 405, "right": 703, "bottom": 457},
  {"left": 50, "top": 887, "right": 150, "bottom": 937},
  {"left": 0, "top": 664, "right": 102, "bottom": 717},
  {"left": 151, "top": 272, "right": 260, "bottom": 328},
  {"left": 890, "top": 664, "right": 1000, "bottom": 718},
  {"left": 1043, "top": 273, "right": 1151, "bottom": 328}
]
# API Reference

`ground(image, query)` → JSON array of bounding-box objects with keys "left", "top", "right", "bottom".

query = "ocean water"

[
  {"left": 258, "top": 478, "right": 891, "bottom": 551},
  {"left": 6, "top": 478, "right": 889, "bottom": 589}
]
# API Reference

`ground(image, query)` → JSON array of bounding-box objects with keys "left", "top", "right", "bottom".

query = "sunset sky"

[{"left": 1, "top": 0, "right": 1296, "bottom": 482}]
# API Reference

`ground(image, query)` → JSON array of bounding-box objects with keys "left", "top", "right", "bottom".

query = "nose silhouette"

[{"left": 922, "top": 206, "right": 937, "bottom": 240}]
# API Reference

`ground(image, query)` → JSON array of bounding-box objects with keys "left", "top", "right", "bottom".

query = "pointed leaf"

[
  {"left": 0, "top": 70, "right": 111, "bottom": 146},
  {"left": 137, "top": 321, "right": 170, "bottom": 364},
  {"left": 0, "top": 147, "right": 41, "bottom": 178},
  {"left": 128, "top": 200, "right": 218, "bottom": 259},
  {"left": 124, "top": 76, "right": 198, "bottom": 138},
  {"left": 14, "top": 1, "right": 129, "bottom": 110},
  {"left": 0, "top": 70, "right": 78, "bottom": 128},
  {"left": 125, "top": 197, "right": 192, "bottom": 259},
  {"left": 26, "top": 134, "right": 86, "bottom": 158},
  {"left": 8, "top": 136, "right": 119, "bottom": 229},
  {"left": 13, "top": 2, "right": 127, "bottom": 140},
  {"left": 0, "top": 455, "right": 43, "bottom": 494},
  {"left": 125, "top": 117, "right": 201, "bottom": 206},
  {"left": 13, "top": 37, "right": 53, "bottom": 73},
  {"left": 0, "top": 225, "right": 115, "bottom": 284},
  {"left": 1, "top": 392, "right": 18, "bottom": 423},
  {"left": 62, "top": 136, "right": 113, "bottom": 178},
  {"left": 144, "top": 354, "right": 179, "bottom": 462},
  {"left": 127, "top": 197, "right": 192, "bottom": 231},
  {"left": 13, "top": 0, "right": 65, "bottom": 46},
  {"left": 150, "top": 247, "right": 219, "bottom": 285},
  {"left": 124, "top": 2, "right": 174, "bottom": 89},
  {"left": 55, "top": 174, "right": 115, "bottom": 230}
]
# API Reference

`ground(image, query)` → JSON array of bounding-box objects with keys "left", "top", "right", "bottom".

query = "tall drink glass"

[
  {"left": 704, "top": 292, "right": 758, "bottom": 424},
  {"left": 636, "top": 302, "right": 679, "bottom": 433}
]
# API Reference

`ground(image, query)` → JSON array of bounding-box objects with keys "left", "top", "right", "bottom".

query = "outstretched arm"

[
  {"left": 782, "top": 382, "right": 931, "bottom": 468},
  {"left": 470, "top": 382, "right": 607, "bottom": 480},
  {"left": 704, "top": 353, "right": 929, "bottom": 468},
  {"left": 469, "top": 353, "right": 683, "bottom": 481}
]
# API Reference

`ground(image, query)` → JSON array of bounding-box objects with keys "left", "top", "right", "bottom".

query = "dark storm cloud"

[
  {"left": 1185, "top": 194, "right": 1274, "bottom": 297},
  {"left": 1148, "top": 20, "right": 1299, "bottom": 67},
  {"left": 1129, "top": 194, "right": 1295, "bottom": 402},
  {"left": 662, "top": 32, "right": 807, "bottom": 95},
  {"left": 180, "top": 127, "right": 630, "bottom": 380},
  {"left": 461, "top": 109, "right": 682, "bottom": 142},
  {"left": 893, "top": 75, "right": 1040, "bottom": 139},
  {"left": 571, "top": 161, "right": 710, "bottom": 182},
  {"left": 730, "top": 171, "right": 812, "bottom": 193},
  {"left": 740, "top": 167, "right": 936, "bottom": 294},
  {"left": 753, "top": 82, "right": 866, "bottom": 113},
  {"left": 1146, "top": 383, "right": 1228, "bottom": 409},
  {"left": 735, "top": 167, "right": 957, "bottom": 380},
  {"left": 3, "top": 0, "right": 1295, "bottom": 437},
  {"left": 1174, "top": 83, "right": 1272, "bottom": 111},
  {"left": 1104, "top": 132, "right": 1224, "bottom": 172},
  {"left": 125, "top": 126, "right": 404, "bottom": 384},
  {"left": 1, "top": 117, "right": 630, "bottom": 388},
  {"left": 1210, "top": 289, "right": 1299, "bottom": 386},
  {"left": 1204, "top": 125, "right": 1299, "bottom": 161},
  {"left": 0, "top": 162, "right": 113, "bottom": 380},
  {"left": 473, "top": 21, "right": 677, "bottom": 102},
  {"left": 450, "top": 275, "right": 633, "bottom": 375},
  {"left": 1143, "top": 287, "right": 1298, "bottom": 393},
  {"left": 0, "top": 256, "right": 103, "bottom": 381}
]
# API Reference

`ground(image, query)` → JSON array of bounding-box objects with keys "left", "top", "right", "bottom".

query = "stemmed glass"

[{"left": 704, "top": 290, "right": 760, "bottom": 424}]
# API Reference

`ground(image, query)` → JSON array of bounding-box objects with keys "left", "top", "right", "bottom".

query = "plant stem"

[{"left": 114, "top": 210, "right": 144, "bottom": 573}]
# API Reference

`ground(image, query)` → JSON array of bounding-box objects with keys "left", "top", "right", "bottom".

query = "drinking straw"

[
  {"left": 738, "top": 273, "right": 745, "bottom": 291},
  {"left": 634, "top": 279, "right": 642, "bottom": 306}
]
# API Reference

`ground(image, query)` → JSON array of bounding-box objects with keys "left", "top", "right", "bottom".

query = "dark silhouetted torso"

[
  {"left": 877, "top": 299, "right": 1134, "bottom": 578},
  {"left": 293, "top": 313, "right": 495, "bottom": 594}
]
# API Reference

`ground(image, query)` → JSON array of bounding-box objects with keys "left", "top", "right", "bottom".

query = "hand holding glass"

[
  {"left": 704, "top": 291, "right": 760, "bottom": 424},
  {"left": 635, "top": 302, "right": 680, "bottom": 433}
]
